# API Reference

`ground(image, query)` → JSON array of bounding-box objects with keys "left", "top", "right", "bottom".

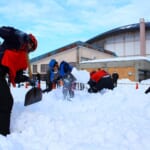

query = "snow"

[
  {"left": 0, "top": 68, "right": 150, "bottom": 150},
  {"left": 81, "top": 56, "right": 150, "bottom": 63}
]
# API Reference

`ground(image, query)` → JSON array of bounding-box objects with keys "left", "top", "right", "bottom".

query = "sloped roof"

[
  {"left": 86, "top": 22, "right": 150, "bottom": 44},
  {"left": 30, "top": 41, "right": 116, "bottom": 63},
  {"left": 81, "top": 56, "right": 150, "bottom": 63},
  {"left": 80, "top": 56, "right": 150, "bottom": 71}
]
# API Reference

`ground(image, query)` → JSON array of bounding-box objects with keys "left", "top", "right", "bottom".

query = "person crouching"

[{"left": 88, "top": 69, "right": 114, "bottom": 93}]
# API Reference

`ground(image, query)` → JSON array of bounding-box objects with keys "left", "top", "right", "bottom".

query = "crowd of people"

[
  {"left": 42, "top": 59, "right": 120, "bottom": 96},
  {"left": 42, "top": 59, "right": 76, "bottom": 100}
]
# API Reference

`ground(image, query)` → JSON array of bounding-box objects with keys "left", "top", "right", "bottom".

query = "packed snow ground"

[{"left": 0, "top": 68, "right": 150, "bottom": 150}]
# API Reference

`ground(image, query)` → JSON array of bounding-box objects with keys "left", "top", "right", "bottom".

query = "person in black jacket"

[
  {"left": 35, "top": 72, "right": 41, "bottom": 88},
  {"left": 0, "top": 26, "right": 37, "bottom": 136},
  {"left": 112, "top": 72, "right": 119, "bottom": 87}
]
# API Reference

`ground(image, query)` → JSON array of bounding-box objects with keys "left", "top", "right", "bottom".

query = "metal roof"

[
  {"left": 86, "top": 22, "right": 150, "bottom": 44},
  {"left": 30, "top": 41, "right": 116, "bottom": 63}
]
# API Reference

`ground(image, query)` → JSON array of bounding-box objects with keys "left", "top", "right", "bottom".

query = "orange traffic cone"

[
  {"left": 136, "top": 83, "right": 139, "bottom": 89},
  {"left": 25, "top": 82, "right": 28, "bottom": 88},
  {"left": 37, "top": 83, "right": 41, "bottom": 88}
]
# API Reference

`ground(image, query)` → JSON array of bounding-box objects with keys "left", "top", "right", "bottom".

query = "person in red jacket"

[
  {"left": 88, "top": 69, "right": 114, "bottom": 93},
  {"left": 0, "top": 26, "right": 37, "bottom": 136}
]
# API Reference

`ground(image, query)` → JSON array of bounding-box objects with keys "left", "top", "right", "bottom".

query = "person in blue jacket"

[
  {"left": 59, "top": 61, "right": 76, "bottom": 100},
  {"left": 42, "top": 59, "right": 60, "bottom": 93}
]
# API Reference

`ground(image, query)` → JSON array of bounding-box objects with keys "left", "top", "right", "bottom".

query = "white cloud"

[{"left": 0, "top": 0, "right": 150, "bottom": 58}]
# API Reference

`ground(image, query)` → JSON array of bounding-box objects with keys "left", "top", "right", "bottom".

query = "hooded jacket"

[
  {"left": 48, "top": 59, "right": 59, "bottom": 82},
  {"left": 0, "top": 26, "right": 29, "bottom": 86},
  {"left": 59, "top": 61, "right": 73, "bottom": 77},
  {"left": 90, "top": 69, "right": 109, "bottom": 83}
]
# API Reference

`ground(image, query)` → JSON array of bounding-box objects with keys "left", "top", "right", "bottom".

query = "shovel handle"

[{"left": 26, "top": 54, "right": 32, "bottom": 79}]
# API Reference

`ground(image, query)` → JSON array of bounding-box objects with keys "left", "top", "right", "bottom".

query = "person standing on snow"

[
  {"left": 0, "top": 26, "right": 37, "bottom": 136},
  {"left": 35, "top": 72, "right": 41, "bottom": 88},
  {"left": 42, "top": 59, "right": 61, "bottom": 93},
  {"left": 59, "top": 61, "right": 76, "bottom": 100},
  {"left": 112, "top": 72, "right": 119, "bottom": 87}
]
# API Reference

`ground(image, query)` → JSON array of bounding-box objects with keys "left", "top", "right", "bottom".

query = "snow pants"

[
  {"left": 88, "top": 76, "right": 114, "bottom": 93},
  {"left": 96, "top": 76, "right": 114, "bottom": 91},
  {"left": 0, "top": 75, "right": 13, "bottom": 136}
]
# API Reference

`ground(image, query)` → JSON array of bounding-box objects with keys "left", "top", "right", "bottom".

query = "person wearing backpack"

[
  {"left": 59, "top": 61, "right": 76, "bottom": 100},
  {"left": 42, "top": 59, "right": 61, "bottom": 93},
  {"left": 0, "top": 26, "right": 37, "bottom": 136}
]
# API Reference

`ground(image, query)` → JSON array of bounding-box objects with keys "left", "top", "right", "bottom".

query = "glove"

[
  {"left": 15, "top": 70, "right": 29, "bottom": 83},
  {"left": 88, "top": 87, "right": 98, "bottom": 93},
  {"left": 87, "top": 79, "right": 96, "bottom": 87},
  {"left": 28, "top": 79, "right": 36, "bottom": 87}
]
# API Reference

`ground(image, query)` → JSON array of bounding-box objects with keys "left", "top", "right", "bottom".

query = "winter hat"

[
  {"left": 49, "top": 59, "right": 58, "bottom": 68},
  {"left": 28, "top": 34, "right": 37, "bottom": 51}
]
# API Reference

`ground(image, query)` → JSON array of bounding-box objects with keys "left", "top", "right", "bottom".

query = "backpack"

[
  {"left": 59, "top": 61, "right": 73, "bottom": 77},
  {"left": 48, "top": 59, "right": 59, "bottom": 82},
  {"left": 49, "top": 59, "right": 58, "bottom": 69}
]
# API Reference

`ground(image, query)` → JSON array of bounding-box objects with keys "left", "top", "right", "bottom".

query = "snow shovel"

[
  {"left": 24, "top": 87, "right": 42, "bottom": 106},
  {"left": 24, "top": 54, "right": 42, "bottom": 106}
]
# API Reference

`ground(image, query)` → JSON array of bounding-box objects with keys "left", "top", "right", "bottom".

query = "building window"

[
  {"left": 41, "top": 64, "right": 48, "bottom": 73},
  {"left": 33, "top": 65, "right": 37, "bottom": 73}
]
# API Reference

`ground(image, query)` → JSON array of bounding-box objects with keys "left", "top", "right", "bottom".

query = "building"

[
  {"left": 30, "top": 18, "right": 150, "bottom": 81},
  {"left": 30, "top": 41, "right": 115, "bottom": 80},
  {"left": 79, "top": 18, "right": 150, "bottom": 81},
  {"left": 80, "top": 56, "right": 150, "bottom": 81},
  {"left": 86, "top": 18, "right": 150, "bottom": 57}
]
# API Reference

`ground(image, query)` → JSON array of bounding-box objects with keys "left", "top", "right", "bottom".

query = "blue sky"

[{"left": 0, "top": 0, "right": 150, "bottom": 58}]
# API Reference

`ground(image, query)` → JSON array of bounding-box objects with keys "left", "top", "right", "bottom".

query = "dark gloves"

[
  {"left": 15, "top": 70, "right": 29, "bottom": 83},
  {"left": 88, "top": 79, "right": 96, "bottom": 87},
  {"left": 87, "top": 79, "right": 98, "bottom": 93},
  {"left": 28, "top": 79, "right": 36, "bottom": 87},
  {"left": 88, "top": 87, "right": 98, "bottom": 93},
  {"left": 14, "top": 70, "right": 37, "bottom": 87}
]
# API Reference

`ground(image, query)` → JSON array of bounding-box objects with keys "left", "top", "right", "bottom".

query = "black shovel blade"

[{"left": 24, "top": 87, "right": 42, "bottom": 106}]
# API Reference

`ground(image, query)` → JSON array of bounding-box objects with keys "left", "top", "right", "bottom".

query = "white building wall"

[
  {"left": 31, "top": 46, "right": 114, "bottom": 74},
  {"left": 31, "top": 48, "right": 77, "bottom": 73},
  {"left": 105, "top": 32, "right": 141, "bottom": 57},
  {"left": 146, "top": 31, "right": 150, "bottom": 55},
  {"left": 79, "top": 46, "right": 114, "bottom": 61}
]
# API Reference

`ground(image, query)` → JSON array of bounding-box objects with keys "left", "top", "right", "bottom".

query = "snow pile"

[{"left": 0, "top": 69, "right": 150, "bottom": 150}]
